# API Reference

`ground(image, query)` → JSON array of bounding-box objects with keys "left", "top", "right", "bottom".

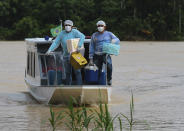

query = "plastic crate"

[{"left": 70, "top": 52, "right": 87, "bottom": 70}]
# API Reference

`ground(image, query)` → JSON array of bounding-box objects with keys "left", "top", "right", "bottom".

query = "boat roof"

[{"left": 25, "top": 38, "right": 91, "bottom": 45}]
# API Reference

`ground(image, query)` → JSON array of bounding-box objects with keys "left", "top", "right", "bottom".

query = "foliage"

[
  {"left": 48, "top": 93, "right": 143, "bottom": 131},
  {"left": 0, "top": 0, "right": 184, "bottom": 40},
  {"left": 118, "top": 91, "right": 135, "bottom": 131},
  {"left": 49, "top": 107, "right": 64, "bottom": 131},
  {"left": 93, "top": 103, "right": 117, "bottom": 131}
]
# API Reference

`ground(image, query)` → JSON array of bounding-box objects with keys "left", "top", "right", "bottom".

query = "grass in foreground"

[{"left": 49, "top": 93, "right": 137, "bottom": 131}]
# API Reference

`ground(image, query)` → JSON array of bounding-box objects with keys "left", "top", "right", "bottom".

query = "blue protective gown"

[
  {"left": 48, "top": 29, "right": 85, "bottom": 57},
  {"left": 89, "top": 31, "right": 120, "bottom": 59},
  {"left": 48, "top": 29, "right": 85, "bottom": 85}
]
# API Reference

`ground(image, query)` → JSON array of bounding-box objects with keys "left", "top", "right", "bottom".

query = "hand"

[
  {"left": 46, "top": 50, "right": 52, "bottom": 55},
  {"left": 89, "top": 59, "right": 94, "bottom": 66},
  {"left": 51, "top": 37, "right": 56, "bottom": 40},
  {"left": 76, "top": 48, "right": 80, "bottom": 53}
]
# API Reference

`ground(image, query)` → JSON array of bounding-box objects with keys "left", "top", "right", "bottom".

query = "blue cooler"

[{"left": 84, "top": 64, "right": 99, "bottom": 84}]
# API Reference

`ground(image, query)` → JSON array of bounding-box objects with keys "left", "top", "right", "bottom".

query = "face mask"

[
  {"left": 65, "top": 26, "right": 72, "bottom": 32},
  {"left": 97, "top": 27, "right": 104, "bottom": 32}
]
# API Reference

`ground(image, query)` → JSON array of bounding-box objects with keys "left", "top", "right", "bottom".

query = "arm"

[
  {"left": 73, "top": 29, "right": 85, "bottom": 48},
  {"left": 110, "top": 32, "right": 120, "bottom": 45},
  {"left": 89, "top": 34, "right": 95, "bottom": 59},
  {"left": 48, "top": 32, "right": 62, "bottom": 52}
]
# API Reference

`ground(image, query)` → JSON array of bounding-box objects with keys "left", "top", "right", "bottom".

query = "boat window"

[
  {"left": 30, "top": 52, "right": 32, "bottom": 76},
  {"left": 26, "top": 51, "right": 35, "bottom": 78},
  {"left": 28, "top": 51, "right": 31, "bottom": 76},
  {"left": 27, "top": 52, "right": 29, "bottom": 74},
  {"left": 32, "top": 52, "right": 35, "bottom": 77}
]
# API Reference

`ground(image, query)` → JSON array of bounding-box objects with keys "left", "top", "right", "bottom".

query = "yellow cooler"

[{"left": 70, "top": 52, "right": 88, "bottom": 70}]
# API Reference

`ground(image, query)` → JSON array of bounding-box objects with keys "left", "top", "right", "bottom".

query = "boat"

[{"left": 24, "top": 38, "right": 111, "bottom": 105}]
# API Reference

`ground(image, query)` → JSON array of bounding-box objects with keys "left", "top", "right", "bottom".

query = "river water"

[{"left": 0, "top": 41, "right": 184, "bottom": 131}]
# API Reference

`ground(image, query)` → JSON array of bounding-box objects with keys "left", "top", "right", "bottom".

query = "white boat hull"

[{"left": 25, "top": 80, "right": 110, "bottom": 105}]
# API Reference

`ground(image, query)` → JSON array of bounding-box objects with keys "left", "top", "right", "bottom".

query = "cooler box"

[
  {"left": 67, "top": 38, "right": 80, "bottom": 53},
  {"left": 70, "top": 52, "right": 87, "bottom": 70},
  {"left": 84, "top": 65, "right": 99, "bottom": 84},
  {"left": 102, "top": 43, "right": 120, "bottom": 56}
]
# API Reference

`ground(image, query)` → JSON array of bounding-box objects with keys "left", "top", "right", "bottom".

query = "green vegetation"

[
  {"left": 49, "top": 93, "right": 138, "bottom": 131},
  {"left": 1, "top": 0, "right": 184, "bottom": 40},
  {"left": 119, "top": 91, "right": 135, "bottom": 131},
  {"left": 49, "top": 107, "right": 64, "bottom": 131}
]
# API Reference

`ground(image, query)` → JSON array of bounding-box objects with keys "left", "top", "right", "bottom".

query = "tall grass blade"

[
  {"left": 49, "top": 106, "right": 56, "bottom": 131},
  {"left": 118, "top": 117, "right": 123, "bottom": 131},
  {"left": 131, "top": 91, "right": 134, "bottom": 111},
  {"left": 49, "top": 106, "right": 64, "bottom": 131}
]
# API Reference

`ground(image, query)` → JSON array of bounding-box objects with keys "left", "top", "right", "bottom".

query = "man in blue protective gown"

[
  {"left": 89, "top": 20, "right": 120, "bottom": 85},
  {"left": 46, "top": 20, "right": 85, "bottom": 85}
]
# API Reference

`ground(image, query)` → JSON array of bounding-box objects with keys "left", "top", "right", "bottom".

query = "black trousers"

[{"left": 93, "top": 54, "right": 112, "bottom": 83}]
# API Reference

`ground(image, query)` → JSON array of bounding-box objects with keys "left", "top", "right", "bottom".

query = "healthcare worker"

[
  {"left": 46, "top": 20, "right": 85, "bottom": 85},
  {"left": 89, "top": 20, "right": 120, "bottom": 85}
]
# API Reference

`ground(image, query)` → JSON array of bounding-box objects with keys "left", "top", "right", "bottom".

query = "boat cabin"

[
  {"left": 25, "top": 38, "right": 92, "bottom": 86},
  {"left": 24, "top": 38, "right": 109, "bottom": 104}
]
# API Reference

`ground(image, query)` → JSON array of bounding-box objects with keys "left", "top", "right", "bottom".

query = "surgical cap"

[
  {"left": 96, "top": 20, "right": 106, "bottom": 26},
  {"left": 64, "top": 20, "right": 73, "bottom": 26}
]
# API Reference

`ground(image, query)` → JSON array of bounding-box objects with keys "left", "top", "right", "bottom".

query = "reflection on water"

[{"left": 0, "top": 41, "right": 184, "bottom": 130}]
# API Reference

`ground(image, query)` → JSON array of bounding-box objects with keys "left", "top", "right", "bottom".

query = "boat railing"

[{"left": 37, "top": 52, "right": 108, "bottom": 86}]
